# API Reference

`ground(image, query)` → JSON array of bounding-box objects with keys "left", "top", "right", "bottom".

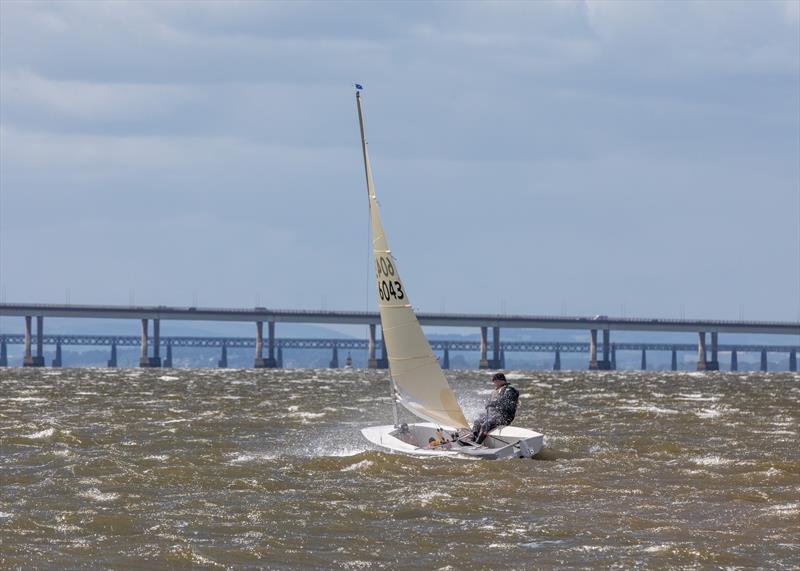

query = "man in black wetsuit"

[{"left": 471, "top": 372, "right": 519, "bottom": 445}]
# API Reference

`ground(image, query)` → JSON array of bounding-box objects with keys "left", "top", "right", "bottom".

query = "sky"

[{"left": 1, "top": 0, "right": 799, "bottom": 328}]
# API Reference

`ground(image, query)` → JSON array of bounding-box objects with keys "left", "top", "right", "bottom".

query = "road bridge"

[
  {"left": 1, "top": 303, "right": 797, "bottom": 371},
  {"left": 0, "top": 333, "right": 796, "bottom": 372}
]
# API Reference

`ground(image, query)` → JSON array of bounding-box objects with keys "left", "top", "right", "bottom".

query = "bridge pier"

[
  {"left": 790, "top": 350, "right": 797, "bottom": 372},
  {"left": 330, "top": 346, "right": 339, "bottom": 369},
  {"left": 163, "top": 343, "right": 173, "bottom": 368},
  {"left": 52, "top": 342, "right": 62, "bottom": 367},
  {"left": 479, "top": 326, "right": 489, "bottom": 369},
  {"left": 553, "top": 347, "right": 561, "bottom": 371},
  {"left": 588, "top": 329, "right": 598, "bottom": 370},
  {"left": 492, "top": 327, "right": 501, "bottom": 369},
  {"left": 277, "top": 346, "right": 284, "bottom": 368},
  {"left": 442, "top": 346, "right": 450, "bottom": 370},
  {"left": 254, "top": 321, "right": 277, "bottom": 368},
  {"left": 0, "top": 340, "right": 7, "bottom": 366},
  {"left": 368, "top": 323, "right": 377, "bottom": 369},
  {"left": 730, "top": 349, "right": 738, "bottom": 371},
  {"left": 139, "top": 319, "right": 161, "bottom": 367},
  {"left": 641, "top": 348, "right": 647, "bottom": 370},
  {"left": 760, "top": 349, "right": 768, "bottom": 372},
  {"left": 108, "top": 343, "right": 117, "bottom": 367},
  {"left": 707, "top": 332, "right": 720, "bottom": 370},
  {"left": 218, "top": 345, "right": 228, "bottom": 368},
  {"left": 500, "top": 349, "right": 505, "bottom": 369},
  {"left": 595, "top": 329, "right": 612, "bottom": 370},
  {"left": 671, "top": 347, "right": 678, "bottom": 371},
  {"left": 23, "top": 316, "right": 45, "bottom": 367},
  {"left": 611, "top": 344, "right": 617, "bottom": 370},
  {"left": 696, "top": 331, "right": 707, "bottom": 371},
  {"left": 478, "top": 326, "right": 501, "bottom": 369},
  {"left": 378, "top": 326, "right": 388, "bottom": 368}
]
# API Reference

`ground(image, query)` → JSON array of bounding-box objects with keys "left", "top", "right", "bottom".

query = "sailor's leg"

[
  {"left": 471, "top": 414, "right": 486, "bottom": 440},
  {"left": 475, "top": 416, "right": 501, "bottom": 445}
]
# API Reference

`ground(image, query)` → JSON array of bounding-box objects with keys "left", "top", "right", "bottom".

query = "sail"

[{"left": 356, "top": 93, "right": 469, "bottom": 429}]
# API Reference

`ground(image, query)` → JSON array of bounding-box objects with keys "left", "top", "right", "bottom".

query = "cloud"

[
  {"left": 1, "top": 70, "right": 198, "bottom": 122},
  {"left": 584, "top": 0, "right": 800, "bottom": 76},
  {"left": 0, "top": 0, "right": 797, "bottom": 319}
]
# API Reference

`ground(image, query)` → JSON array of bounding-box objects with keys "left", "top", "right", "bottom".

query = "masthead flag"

[{"left": 355, "top": 83, "right": 364, "bottom": 90}]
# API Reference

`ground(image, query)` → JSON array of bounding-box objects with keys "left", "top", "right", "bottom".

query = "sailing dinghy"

[{"left": 355, "top": 90, "right": 544, "bottom": 459}]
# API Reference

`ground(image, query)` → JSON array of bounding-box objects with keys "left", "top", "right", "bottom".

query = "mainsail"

[{"left": 356, "top": 92, "right": 469, "bottom": 429}]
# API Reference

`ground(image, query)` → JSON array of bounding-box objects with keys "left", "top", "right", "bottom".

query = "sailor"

[
  {"left": 471, "top": 372, "right": 519, "bottom": 445},
  {"left": 427, "top": 429, "right": 446, "bottom": 448}
]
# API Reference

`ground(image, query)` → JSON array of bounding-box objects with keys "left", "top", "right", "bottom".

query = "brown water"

[{"left": 1, "top": 368, "right": 798, "bottom": 570}]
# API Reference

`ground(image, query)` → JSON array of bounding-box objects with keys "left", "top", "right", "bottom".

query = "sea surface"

[{"left": 1, "top": 368, "right": 798, "bottom": 570}]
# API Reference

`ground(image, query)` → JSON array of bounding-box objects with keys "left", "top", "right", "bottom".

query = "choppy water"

[{"left": 1, "top": 368, "right": 798, "bottom": 570}]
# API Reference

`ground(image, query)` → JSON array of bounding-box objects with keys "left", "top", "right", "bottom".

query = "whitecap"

[
  {"left": 227, "top": 452, "right": 278, "bottom": 464},
  {"left": 642, "top": 544, "right": 671, "bottom": 553},
  {"left": 288, "top": 411, "right": 326, "bottom": 420},
  {"left": 24, "top": 427, "right": 55, "bottom": 439},
  {"left": 621, "top": 405, "right": 679, "bottom": 415},
  {"left": 690, "top": 455, "right": 732, "bottom": 466},
  {"left": 676, "top": 393, "right": 719, "bottom": 402},
  {"left": 764, "top": 503, "right": 799, "bottom": 516},
  {"left": 78, "top": 488, "right": 120, "bottom": 502},
  {"left": 158, "top": 375, "right": 180, "bottom": 381},
  {"left": 341, "top": 459, "right": 374, "bottom": 472},
  {"left": 413, "top": 490, "right": 450, "bottom": 506}
]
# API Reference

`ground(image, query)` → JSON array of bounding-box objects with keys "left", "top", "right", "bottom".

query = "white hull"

[{"left": 361, "top": 422, "right": 544, "bottom": 460}]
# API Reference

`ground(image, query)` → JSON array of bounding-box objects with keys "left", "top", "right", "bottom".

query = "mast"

[{"left": 356, "top": 88, "right": 400, "bottom": 428}]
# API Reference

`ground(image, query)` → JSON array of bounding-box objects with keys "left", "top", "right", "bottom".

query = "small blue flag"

[{"left": 355, "top": 83, "right": 364, "bottom": 90}]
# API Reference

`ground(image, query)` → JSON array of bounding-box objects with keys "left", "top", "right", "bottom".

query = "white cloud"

[
  {"left": 0, "top": 71, "right": 199, "bottom": 122},
  {"left": 584, "top": 0, "right": 800, "bottom": 75}
]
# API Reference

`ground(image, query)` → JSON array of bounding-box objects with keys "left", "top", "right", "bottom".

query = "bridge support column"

[
  {"left": 23, "top": 316, "right": 44, "bottom": 367},
  {"left": 479, "top": 326, "right": 489, "bottom": 369},
  {"left": 277, "top": 346, "right": 283, "bottom": 368},
  {"left": 500, "top": 349, "right": 506, "bottom": 369},
  {"left": 378, "top": 326, "right": 388, "bottom": 369},
  {"left": 611, "top": 344, "right": 617, "bottom": 370},
  {"left": 163, "top": 343, "right": 172, "bottom": 368},
  {"left": 596, "top": 329, "right": 611, "bottom": 370},
  {"left": 108, "top": 343, "right": 117, "bottom": 368},
  {"left": 641, "top": 349, "right": 647, "bottom": 371},
  {"left": 671, "top": 348, "right": 678, "bottom": 371},
  {"left": 588, "top": 329, "right": 599, "bottom": 370},
  {"left": 790, "top": 350, "right": 797, "bottom": 372},
  {"left": 707, "top": 332, "right": 719, "bottom": 371},
  {"left": 330, "top": 346, "right": 339, "bottom": 369},
  {"left": 442, "top": 346, "right": 450, "bottom": 370},
  {"left": 152, "top": 319, "right": 162, "bottom": 367},
  {"left": 218, "top": 345, "right": 228, "bottom": 368},
  {"left": 0, "top": 340, "right": 7, "bottom": 367},
  {"left": 553, "top": 347, "right": 561, "bottom": 371},
  {"left": 696, "top": 332, "right": 707, "bottom": 371},
  {"left": 760, "top": 349, "right": 768, "bottom": 372},
  {"left": 267, "top": 321, "right": 277, "bottom": 367},
  {"left": 139, "top": 319, "right": 160, "bottom": 367},
  {"left": 730, "top": 349, "right": 738, "bottom": 371},
  {"left": 52, "top": 342, "right": 62, "bottom": 368},
  {"left": 490, "top": 327, "right": 501, "bottom": 369},
  {"left": 254, "top": 321, "right": 277, "bottom": 368},
  {"left": 368, "top": 324, "right": 378, "bottom": 369}
]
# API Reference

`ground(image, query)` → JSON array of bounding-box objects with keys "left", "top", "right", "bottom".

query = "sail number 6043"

[{"left": 378, "top": 280, "right": 404, "bottom": 301}]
